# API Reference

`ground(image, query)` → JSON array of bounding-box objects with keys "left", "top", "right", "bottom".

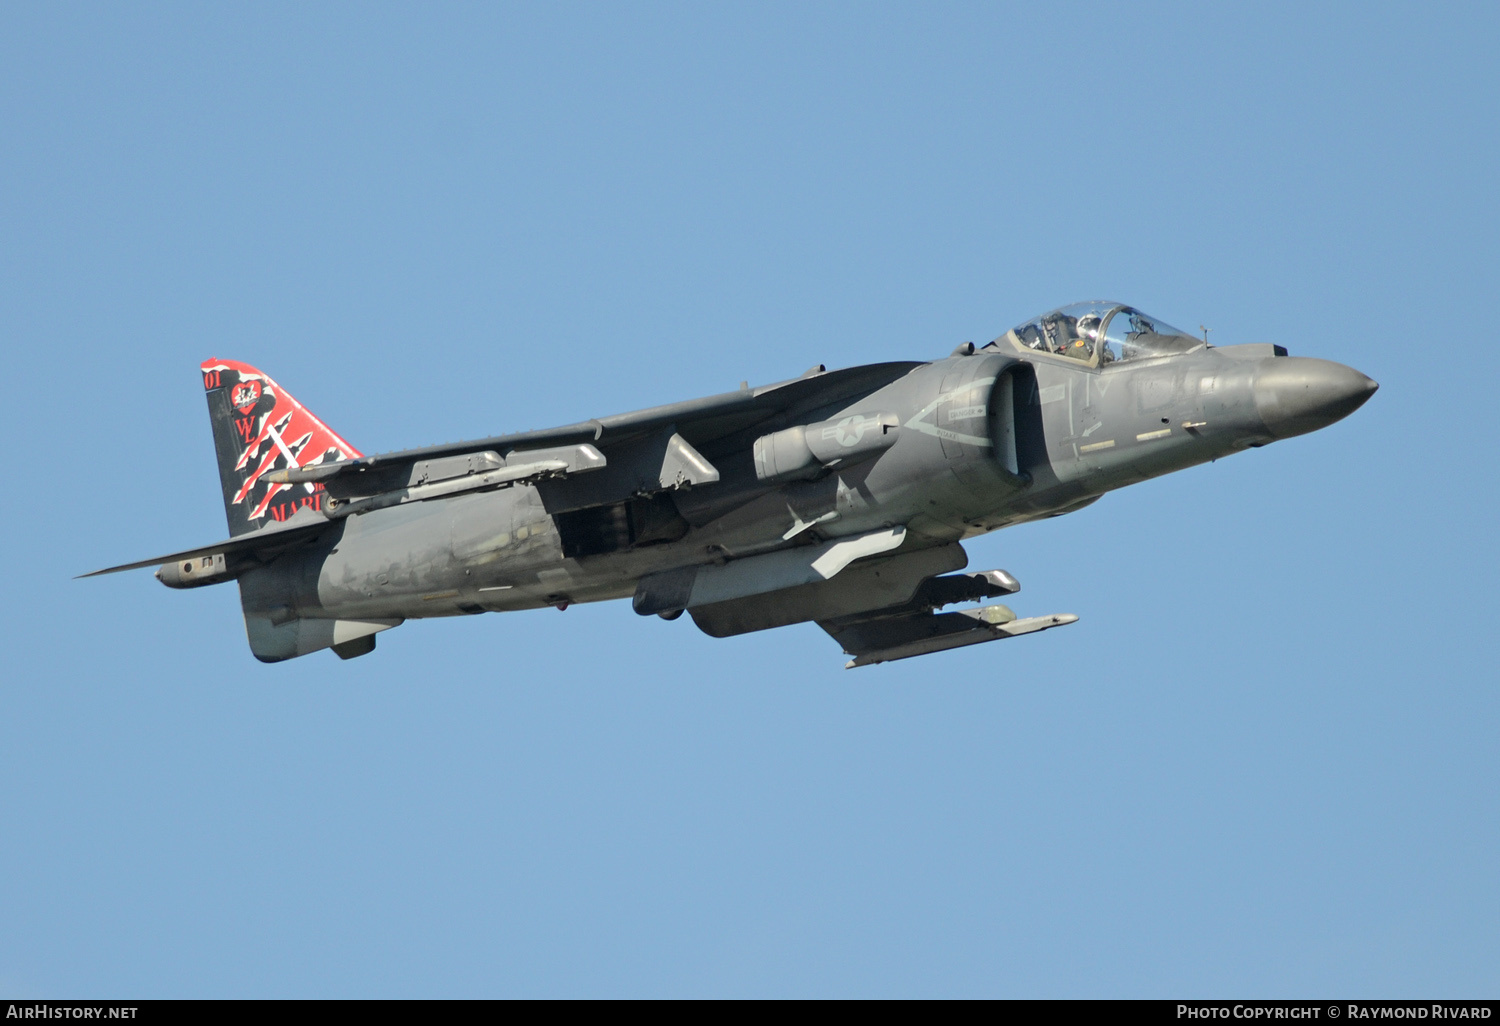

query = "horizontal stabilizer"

[{"left": 77, "top": 511, "right": 328, "bottom": 578}]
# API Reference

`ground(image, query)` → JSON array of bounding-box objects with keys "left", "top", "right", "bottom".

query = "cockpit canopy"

[{"left": 989, "top": 301, "right": 1203, "bottom": 366}]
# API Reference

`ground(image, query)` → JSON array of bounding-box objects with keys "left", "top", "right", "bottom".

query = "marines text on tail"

[{"left": 87, "top": 302, "right": 1377, "bottom": 667}]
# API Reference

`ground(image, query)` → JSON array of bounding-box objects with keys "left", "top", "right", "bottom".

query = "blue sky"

[{"left": 2, "top": 2, "right": 1496, "bottom": 997}]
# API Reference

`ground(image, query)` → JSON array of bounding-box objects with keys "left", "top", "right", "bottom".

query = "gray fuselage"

[{"left": 235, "top": 340, "right": 1372, "bottom": 659}]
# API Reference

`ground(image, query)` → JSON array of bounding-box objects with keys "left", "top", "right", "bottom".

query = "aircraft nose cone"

[{"left": 1253, "top": 358, "right": 1378, "bottom": 439}]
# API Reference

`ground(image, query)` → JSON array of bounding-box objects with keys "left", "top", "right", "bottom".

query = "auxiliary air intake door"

[{"left": 931, "top": 355, "right": 1027, "bottom": 493}]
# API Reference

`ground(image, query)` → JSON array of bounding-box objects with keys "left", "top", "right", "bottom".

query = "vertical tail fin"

[{"left": 201, "top": 359, "right": 362, "bottom": 536}]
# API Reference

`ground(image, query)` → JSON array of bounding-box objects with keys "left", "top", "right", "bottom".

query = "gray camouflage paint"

[{"left": 90, "top": 309, "right": 1377, "bottom": 665}]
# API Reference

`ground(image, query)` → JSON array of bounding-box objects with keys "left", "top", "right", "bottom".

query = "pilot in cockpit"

[
  {"left": 1064, "top": 313, "right": 1101, "bottom": 361},
  {"left": 1040, "top": 314, "right": 1078, "bottom": 358},
  {"left": 999, "top": 302, "right": 1201, "bottom": 367}
]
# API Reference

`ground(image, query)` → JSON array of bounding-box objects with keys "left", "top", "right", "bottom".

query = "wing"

[
  {"left": 635, "top": 530, "right": 1078, "bottom": 667},
  {"left": 820, "top": 606, "right": 1079, "bottom": 668},
  {"left": 812, "top": 563, "right": 1076, "bottom": 667},
  {"left": 799, "top": 563, "right": 1076, "bottom": 667},
  {"left": 270, "top": 362, "right": 922, "bottom": 491},
  {"left": 84, "top": 362, "right": 923, "bottom": 577}
]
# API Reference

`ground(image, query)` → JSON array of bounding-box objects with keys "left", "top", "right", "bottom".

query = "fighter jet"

[{"left": 86, "top": 301, "right": 1377, "bottom": 666}]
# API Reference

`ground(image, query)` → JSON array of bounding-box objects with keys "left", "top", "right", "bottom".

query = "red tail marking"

[{"left": 201, "top": 358, "right": 363, "bottom": 525}]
